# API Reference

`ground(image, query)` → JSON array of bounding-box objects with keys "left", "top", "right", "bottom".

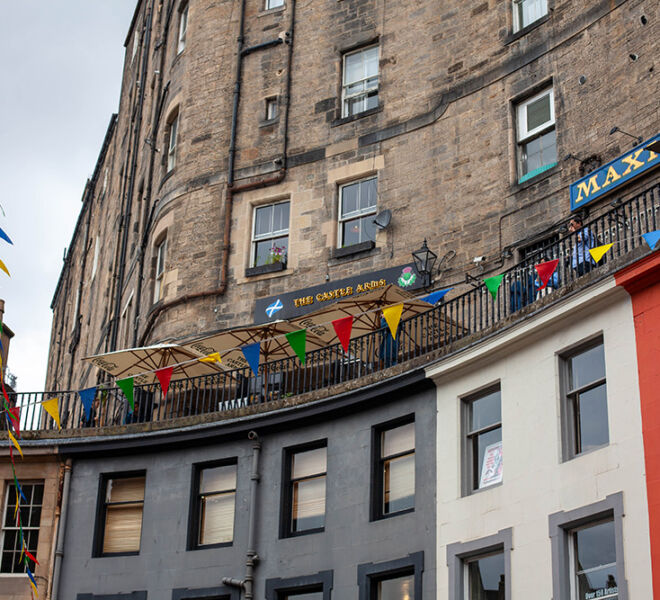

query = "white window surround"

[
  {"left": 265, "top": 97, "right": 278, "bottom": 121},
  {"left": 154, "top": 239, "right": 167, "bottom": 302},
  {"left": 265, "top": 0, "right": 284, "bottom": 9},
  {"left": 251, "top": 200, "right": 290, "bottom": 268},
  {"left": 338, "top": 176, "right": 377, "bottom": 248},
  {"left": 516, "top": 87, "right": 555, "bottom": 142},
  {"left": 513, "top": 0, "right": 548, "bottom": 32},
  {"left": 342, "top": 45, "right": 379, "bottom": 118},
  {"left": 177, "top": 4, "right": 188, "bottom": 55},
  {"left": 167, "top": 114, "right": 179, "bottom": 172}
]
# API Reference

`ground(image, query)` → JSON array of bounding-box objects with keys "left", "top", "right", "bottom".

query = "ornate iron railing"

[{"left": 6, "top": 182, "right": 659, "bottom": 433}]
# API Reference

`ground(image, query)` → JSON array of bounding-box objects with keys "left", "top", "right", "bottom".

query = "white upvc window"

[
  {"left": 167, "top": 114, "right": 179, "bottom": 172},
  {"left": 177, "top": 4, "right": 188, "bottom": 54},
  {"left": 251, "top": 201, "right": 290, "bottom": 267},
  {"left": 513, "top": 0, "right": 548, "bottom": 32},
  {"left": 154, "top": 239, "right": 167, "bottom": 302},
  {"left": 91, "top": 236, "right": 100, "bottom": 280},
  {"left": 266, "top": 0, "right": 284, "bottom": 9},
  {"left": 516, "top": 87, "right": 557, "bottom": 182},
  {"left": 342, "top": 46, "right": 379, "bottom": 118},
  {"left": 338, "top": 177, "right": 377, "bottom": 248},
  {"left": 265, "top": 97, "right": 278, "bottom": 121}
]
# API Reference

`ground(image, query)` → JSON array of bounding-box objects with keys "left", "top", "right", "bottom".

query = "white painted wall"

[{"left": 428, "top": 280, "right": 652, "bottom": 598}]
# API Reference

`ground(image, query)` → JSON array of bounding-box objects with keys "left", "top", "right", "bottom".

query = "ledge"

[
  {"left": 332, "top": 240, "right": 375, "bottom": 259},
  {"left": 245, "top": 262, "right": 286, "bottom": 277},
  {"left": 331, "top": 105, "right": 382, "bottom": 128},
  {"left": 504, "top": 14, "right": 551, "bottom": 45}
]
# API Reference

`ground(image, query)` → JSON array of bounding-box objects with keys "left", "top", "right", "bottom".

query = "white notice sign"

[{"left": 479, "top": 441, "right": 503, "bottom": 488}]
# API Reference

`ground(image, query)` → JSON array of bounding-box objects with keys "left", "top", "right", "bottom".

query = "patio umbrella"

[
  {"left": 83, "top": 343, "right": 225, "bottom": 385},
  {"left": 288, "top": 284, "right": 436, "bottom": 346},
  {"left": 181, "top": 320, "right": 328, "bottom": 371}
]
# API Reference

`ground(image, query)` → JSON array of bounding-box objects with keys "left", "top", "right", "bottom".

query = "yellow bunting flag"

[
  {"left": 41, "top": 398, "right": 61, "bottom": 430},
  {"left": 199, "top": 352, "right": 221, "bottom": 364},
  {"left": 7, "top": 429, "right": 23, "bottom": 458},
  {"left": 589, "top": 243, "right": 613, "bottom": 264},
  {"left": 0, "top": 258, "right": 9, "bottom": 277},
  {"left": 382, "top": 303, "right": 404, "bottom": 340}
]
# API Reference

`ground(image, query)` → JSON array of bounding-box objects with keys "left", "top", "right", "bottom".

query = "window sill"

[
  {"left": 372, "top": 507, "right": 414, "bottom": 522},
  {"left": 94, "top": 551, "right": 140, "bottom": 558},
  {"left": 331, "top": 105, "right": 382, "bottom": 127},
  {"left": 259, "top": 117, "right": 279, "bottom": 128},
  {"left": 562, "top": 442, "right": 609, "bottom": 463},
  {"left": 188, "top": 541, "right": 233, "bottom": 551},
  {"left": 258, "top": 5, "right": 286, "bottom": 17},
  {"left": 332, "top": 240, "right": 375, "bottom": 259},
  {"left": 245, "top": 262, "right": 287, "bottom": 277},
  {"left": 159, "top": 168, "right": 176, "bottom": 191},
  {"left": 463, "top": 481, "right": 503, "bottom": 498},
  {"left": 514, "top": 161, "right": 558, "bottom": 190},
  {"left": 505, "top": 13, "right": 550, "bottom": 45},
  {"left": 281, "top": 526, "right": 325, "bottom": 539}
]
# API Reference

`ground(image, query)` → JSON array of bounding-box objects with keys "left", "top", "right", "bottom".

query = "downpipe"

[{"left": 50, "top": 460, "right": 72, "bottom": 600}]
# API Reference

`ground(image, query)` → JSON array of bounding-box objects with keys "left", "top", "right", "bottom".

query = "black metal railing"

[{"left": 6, "top": 183, "right": 659, "bottom": 433}]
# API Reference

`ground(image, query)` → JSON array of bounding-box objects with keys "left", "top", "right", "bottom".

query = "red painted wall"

[{"left": 616, "top": 251, "right": 660, "bottom": 597}]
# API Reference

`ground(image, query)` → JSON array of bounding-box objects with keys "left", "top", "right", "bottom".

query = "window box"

[
  {"left": 332, "top": 240, "right": 375, "bottom": 259},
  {"left": 245, "top": 261, "right": 287, "bottom": 277}
]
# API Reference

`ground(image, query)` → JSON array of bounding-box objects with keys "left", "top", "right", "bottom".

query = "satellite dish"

[{"left": 373, "top": 209, "right": 392, "bottom": 230}]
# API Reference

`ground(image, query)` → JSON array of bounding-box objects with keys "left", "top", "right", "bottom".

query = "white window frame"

[
  {"left": 177, "top": 4, "right": 188, "bottom": 55},
  {"left": 251, "top": 200, "right": 290, "bottom": 268},
  {"left": 1, "top": 481, "right": 44, "bottom": 574},
  {"left": 131, "top": 30, "right": 139, "bottom": 62},
  {"left": 265, "top": 97, "right": 278, "bottom": 121},
  {"left": 342, "top": 45, "right": 379, "bottom": 118},
  {"left": 338, "top": 176, "right": 378, "bottom": 248},
  {"left": 167, "top": 114, "right": 179, "bottom": 172},
  {"left": 154, "top": 239, "right": 167, "bottom": 303},
  {"left": 516, "top": 87, "right": 555, "bottom": 142},
  {"left": 91, "top": 237, "right": 100, "bottom": 280},
  {"left": 265, "top": 0, "right": 284, "bottom": 9},
  {"left": 513, "top": 0, "right": 548, "bottom": 32}
]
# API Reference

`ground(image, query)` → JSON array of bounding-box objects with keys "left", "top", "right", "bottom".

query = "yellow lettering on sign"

[
  {"left": 575, "top": 175, "right": 601, "bottom": 203},
  {"left": 601, "top": 165, "right": 621, "bottom": 188},
  {"left": 356, "top": 284, "right": 364, "bottom": 293},
  {"left": 648, "top": 150, "right": 658, "bottom": 163},
  {"left": 620, "top": 149, "right": 645, "bottom": 176}
]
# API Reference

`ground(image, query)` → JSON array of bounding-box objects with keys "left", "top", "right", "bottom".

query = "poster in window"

[{"left": 479, "top": 441, "right": 503, "bottom": 488}]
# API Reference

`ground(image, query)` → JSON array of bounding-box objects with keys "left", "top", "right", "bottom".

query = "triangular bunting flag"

[
  {"left": 382, "top": 303, "right": 404, "bottom": 340},
  {"left": 155, "top": 367, "right": 174, "bottom": 400},
  {"left": 484, "top": 274, "right": 505, "bottom": 300},
  {"left": 0, "top": 258, "right": 10, "bottom": 277},
  {"left": 241, "top": 342, "right": 261, "bottom": 377},
  {"left": 332, "top": 316, "right": 353, "bottom": 353},
  {"left": 589, "top": 243, "right": 613, "bottom": 264},
  {"left": 26, "top": 565, "right": 38, "bottom": 597},
  {"left": 285, "top": 329, "right": 307, "bottom": 364},
  {"left": 0, "top": 227, "right": 12, "bottom": 245},
  {"left": 41, "top": 398, "right": 61, "bottom": 430},
  {"left": 421, "top": 288, "right": 452, "bottom": 305},
  {"left": 25, "top": 548, "right": 39, "bottom": 566},
  {"left": 642, "top": 231, "right": 660, "bottom": 251},
  {"left": 116, "top": 378, "right": 135, "bottom": 412},
  {"left": 199, "top": 352, "right": 222, "bottom": 364},
  {"left": 7, "top": 407, "right": 20, "bottom": 437},
  {"left": 78, "top": 387, "right": 97, "bottom": 422},
  {"left": 7, "top": 429, "right": 23, "bottom": 458},
  {"left": 534, "top": 259, "right": 559, "bottom": 290}
]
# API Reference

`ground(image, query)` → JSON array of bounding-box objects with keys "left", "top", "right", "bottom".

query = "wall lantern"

[{"left": 412, "top": 239, "right": 438, "bottom": 288}]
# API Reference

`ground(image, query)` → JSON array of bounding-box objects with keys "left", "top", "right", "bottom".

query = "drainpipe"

[
  {"left": 222, "top": 430, "right": 261, "bottom": 599},
  {"left": 50, "top": 459, "right": 72, "bottom": 600}
]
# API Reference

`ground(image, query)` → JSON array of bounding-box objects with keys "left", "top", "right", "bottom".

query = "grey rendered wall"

[{"left": 58, "top": 385, "right": 436, "bottom": 600}]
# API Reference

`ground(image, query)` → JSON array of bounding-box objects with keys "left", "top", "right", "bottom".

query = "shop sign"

[
  {"left": 570, "top": 133, "right": 660, "bottom": 211},
  {"left": 254, "top": 263, "right": 423, "bottom": 323}
]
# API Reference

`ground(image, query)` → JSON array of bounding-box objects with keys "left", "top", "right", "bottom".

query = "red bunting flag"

[
  {"left": 332, "top": 316, "right": 354, "bottom": 353},
  {"left": 7, "top": 407, "right": 20, "bottom": 437},
  {"left": 534, "top": 259, "right": 559, "bottom": 290},
  {"left": 155, "top": 367, "right": 174, "bottom": 401}
]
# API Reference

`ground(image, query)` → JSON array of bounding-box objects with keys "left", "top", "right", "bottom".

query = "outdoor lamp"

[{"left": 412, "top": 239, "right": 438, "bottom": 288}]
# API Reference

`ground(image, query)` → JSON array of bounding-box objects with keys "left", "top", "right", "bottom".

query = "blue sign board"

[{"left": 570, "top": 133, "right": 660, "bottom": 211}]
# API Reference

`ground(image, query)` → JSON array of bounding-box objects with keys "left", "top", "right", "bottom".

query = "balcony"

[{"left": 5, "top": 182, "right": 659, "bottom": 437}]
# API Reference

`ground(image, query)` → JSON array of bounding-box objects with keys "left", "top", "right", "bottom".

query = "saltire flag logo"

[{"left": 265, "top": 298, "right": 283, "bottom": 318}]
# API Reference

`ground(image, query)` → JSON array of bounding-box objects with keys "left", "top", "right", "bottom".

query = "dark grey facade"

[{"left": 58, "top": 375, "right": 436, "bottom": 599}]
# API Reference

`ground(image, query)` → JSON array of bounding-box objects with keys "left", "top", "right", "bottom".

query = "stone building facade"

[{"left": 45, "top": 0, "right": 658, "bottom": 389}]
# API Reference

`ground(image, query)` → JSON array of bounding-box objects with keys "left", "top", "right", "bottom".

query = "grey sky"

[{"left": 0, "top": 1, "right": 137, "bottom": 392}]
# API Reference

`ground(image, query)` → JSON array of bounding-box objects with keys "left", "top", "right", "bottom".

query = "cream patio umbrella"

[{"left": 83, "top": 343, "right": 225, "bottom": 385}]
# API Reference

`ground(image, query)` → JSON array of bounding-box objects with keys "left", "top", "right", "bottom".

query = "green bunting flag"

[
  {"left": 285, "top": 329, "right": 307, "bottom": 364},
  {"left": 117, "top": 377, "right": 135, "bottom": 412},
  {"left": 484, "top": 274, "right": 505, "bottom": 300}
]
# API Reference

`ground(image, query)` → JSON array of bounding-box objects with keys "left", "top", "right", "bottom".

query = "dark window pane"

[
  {"left": 467, "top": 552, "right": 505, "bottom": 600},
  {"left": 255, "top": 205, "right": 273, "bottom": 237},
  {"left": 32, "top": 485, "right": 44, "bottom": 505},
  {"left": 341, "top": 183, "right": 359, "bottom": 217},
  {"left": 273, "top": 202, "right": 290, "bottom": 232},
  {"left": 470, "top": 390, "right": 501, "bottom": 431},
  {"left": 575, "top": 521, "right": 616, "bottom": 571},
  {"left": 578, "top": 383, "right": 609, "bottom": 451},
  {"left": 359, "top": 178, "right": 378, "bottom": 211},
  {"left": 342, "top": 219, "right": 362, "bottom": 247},
  {"left": 28, "top": 505, "right": 42, "bottom": 528},
  {"left": 571, "top": 344, "right": 606, "bottom": 389},
  {"left": 526, "top": 93, "right": 551, "bottom": 131}
]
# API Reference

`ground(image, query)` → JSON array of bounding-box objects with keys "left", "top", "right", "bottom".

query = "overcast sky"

[{"left": 0, "top": 1, "right": 137, "bottom": 392}]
